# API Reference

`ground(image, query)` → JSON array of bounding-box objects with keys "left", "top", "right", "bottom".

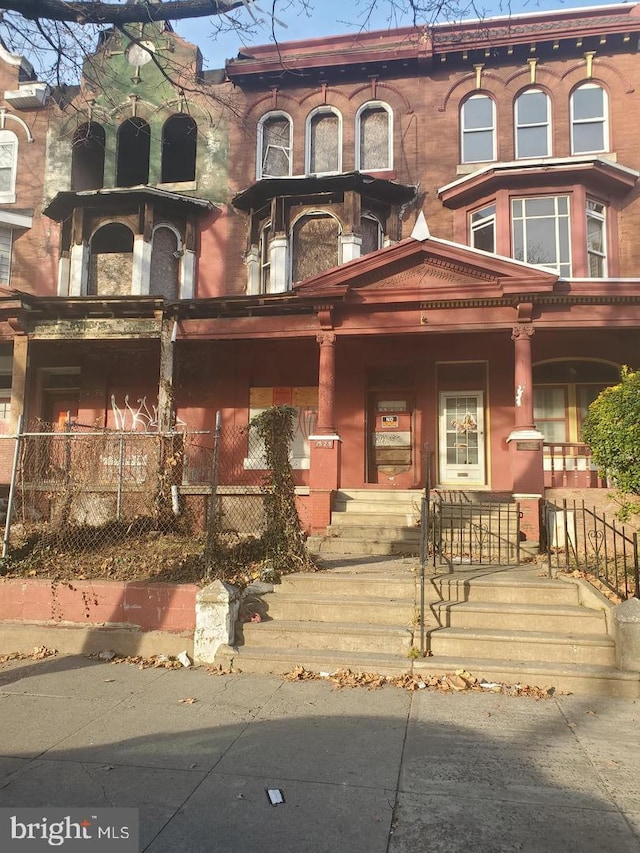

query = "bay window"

[{"left": 512, "top": 196, "right": 571, "bottom": 276}]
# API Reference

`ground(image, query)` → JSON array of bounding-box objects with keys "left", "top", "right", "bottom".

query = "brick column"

[
  {"left": 507, "top": 322, "right": 544, "bottom": 546},
  {"left": 309, "top": 331, "right": 340, "bottom": 533}
]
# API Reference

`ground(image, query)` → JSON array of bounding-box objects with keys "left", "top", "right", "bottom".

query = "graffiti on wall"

[{"left": 110, "top": 395, "right": 186, "bottom": 432}]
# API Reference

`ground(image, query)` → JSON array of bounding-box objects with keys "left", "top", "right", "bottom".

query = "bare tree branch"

[{"left": 0, "top": 0, "right": 248, "bottom": 26}]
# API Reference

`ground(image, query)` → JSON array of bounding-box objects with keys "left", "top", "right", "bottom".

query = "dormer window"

[
  {"left": 515, "top": 89, "right": 551, "bottom": 159},
  {"left": 460, "top": 94, "right": 495, "bottom": 164},
  {"left": 356, "top": 102, "right": 392, "bottom": 172},
  {"left": 571, "top": 84, "right": 608, "bottom": 155},
  {"left": 258, "top": 113, "right": 292, "bottom": 179},
  {"left": 306, "top": 108, "right": 341, "bottom": 175}
]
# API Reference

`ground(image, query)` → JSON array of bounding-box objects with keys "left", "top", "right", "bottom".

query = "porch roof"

[{"left": 44, "top": 186, "right": 217, "bottom": 222}]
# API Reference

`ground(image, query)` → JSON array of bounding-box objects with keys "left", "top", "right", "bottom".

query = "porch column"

[
  {"left": 157, "top": 317, "right": 175, "bottom": 432},
  {"left": 9, "top": 335, "right": 28, "bottom": 433},
  {"left": 507, "top": 321, "right": 544, "bottom": 546},
  {"left": 309, "top": 331, "right": 341, "bottom": 533}
]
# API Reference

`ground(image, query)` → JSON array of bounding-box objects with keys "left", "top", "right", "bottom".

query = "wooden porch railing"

[{"left": 543, "top": 442, "right": 607, "bottom": 489}]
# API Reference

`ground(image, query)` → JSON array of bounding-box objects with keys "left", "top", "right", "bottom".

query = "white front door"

[{"left": 439, "top": 391, "right": 486, "bottom": 486}]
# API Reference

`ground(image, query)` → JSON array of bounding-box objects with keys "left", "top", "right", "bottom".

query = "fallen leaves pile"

[
  {"left": 0, "top": 646, "right": 57, "bottom": 664},
  {"left": 89, "top": 652, "right": 185, "bottom": 670},
  {"left": 283, "top": 666, "right": 555, "bottom": 699}
]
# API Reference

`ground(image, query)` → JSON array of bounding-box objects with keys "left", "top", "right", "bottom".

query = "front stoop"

[{"left": 218, "top": 562, "right": 640, "bottom": 698}]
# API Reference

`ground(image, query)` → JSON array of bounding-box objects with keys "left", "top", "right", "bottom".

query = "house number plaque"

[{"left": 314, "top": 439, "right": 334, "bottom": 449}]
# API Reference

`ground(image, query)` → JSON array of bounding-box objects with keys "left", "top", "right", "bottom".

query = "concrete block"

[
  {"left": 193, "top": 581, "right": 240, "bottom": 664},
  {"left": 612, "top": 597, "right": 640, "bottom": 672}
]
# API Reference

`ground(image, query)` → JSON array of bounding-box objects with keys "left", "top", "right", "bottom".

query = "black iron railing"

[{"left": 544, "top": 499, "right": 639, "bottom": 600}]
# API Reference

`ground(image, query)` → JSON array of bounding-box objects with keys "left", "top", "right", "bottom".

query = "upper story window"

[
  {"left": 116, "top": 118, "right": 151, "bottom": 187},
  {"left": 570, "top": 84, "right": 608, "bottom": 154},
  {"left": 360, "top": 214, "right": 383, "bottom": 256},
  {"left": 356, "top": 102, "right": 392, "bottom": 172},
  {"left": 259, "top": 221, "right": 271, "bottom": 292},
  {"left": 161, "top": 115, "right": 197, "bottom": 184},
  {"left": 460, "top": 94, "right": 495, "bottom": 164},
  {"left": 0, "top": 227, "right": 12, "bottom": 285},
  {"left": 88, "top": 223, "right": 134, "bottom": 296},
  {"left": 0, "top": 130, "right": 18, "bottom": 204},
  {"left": 306, "top": 108, "right": 341, "bottom": 175},
  {"left": 586, "top": 199, "right": 607, "bottom": 277},
  {"left": 512, "top": 195, "right": 571, "bottom": 277},
  {"left": 150, "top": 225, "right": 180, "bottom": 300},
  {"left": 470, "top": 204, "right": 496, "bottom": 253},
  {"left": 258, "top": 113, "right": 292, "bottom": 179},
  {"left": 71, "top": 122, "right": 106, "bottom": 191},
  {"left": 515, "top": 89, "right": 551, "bottom": 159},
  {"left": 291, "top": 213, "right": 340, "bottom": 283}
]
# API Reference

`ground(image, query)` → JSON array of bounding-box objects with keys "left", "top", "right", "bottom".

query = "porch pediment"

[{"left": 294, "top": 231, "right": 558, "bottom": 303}]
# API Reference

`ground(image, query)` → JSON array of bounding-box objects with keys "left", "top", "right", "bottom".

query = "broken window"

[
  {"left": 291, "top": 214, "right": 339, "bottom": 283},
  {"left": 71, "top": 122, "right": 106, "bottom": 191},
  {"left": 357, "top": 104, "right": 391, "bottom": 171},
  {"left": 307, "top": 109, "right": 341, "bottom": 174},
  {"left": 360, "top": 215, "right": 382, "bottom": 256},
  {"left": 161, "top": 115, "right": 197, "bottom": 183},
  {"left": 89, "top": 223, "right": 134, "bottom": 296},
  {"left": 116, "top": 118, "right": 151, "bottom": 187},
  {"left": 258, "top": 113, "right": 292, "bottom": 178},
  {"left": 150, "top": 226, "right": 180, "bottom": 300}
]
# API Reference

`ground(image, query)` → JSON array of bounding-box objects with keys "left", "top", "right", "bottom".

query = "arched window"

[
  {"left": 306, "top": 108, "right": 341, "bottom": 175},
  {"left": 460, "top": 94, "right": 496, "bottom": 163},
  {"left": 71, "top": 122, "right": 106, "bottom": 191},
  {"left": 150, "top": 226, "right": 180, "bottom": 300},
  {"left": 116, "top": 118, "right": 151, "bottom": 187},
  {"left": 0, "top": 130, "right": 18, "bottom": 203},
  {"left": 570, "top": 83, "right": 608, "bottom": 154},
  {"left": 515, "top": 89, "right": 551, "bottom": 159},
  {"left": 161, "top": 115, "right": 197, "bottom": 183},
  {"left": 257, "top": 113, "right": 292, "bottom": 179},
  {"left": 356, "top": 103, "right": 392, "bottom": 171},
  {"left": 291, "top": 213, "right": 340, "bottom": 283},
  {"left": 89, "top": 223, "right": 134, "bottom": 296}
]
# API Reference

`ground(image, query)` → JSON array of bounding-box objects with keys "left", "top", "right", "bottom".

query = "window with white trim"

[
  {"left": 586, "top": 199, "right": 607, "bottom": 277},
  {"left": 470, "top": 204, "right": 496, "bottom": 253},
  {"left": 356, "top": 102, "right": 392, "bottom": 171},
  {"left": 306, "top": 108, "right": 341, "bottom": 175},
  {"left": 512, "top": 196, "right": 571, "bottom": 276},
  {"left": 460, "top": 94, "right": 495, "bottom": 163},
  {"left": 259, "top": 221, "right": 271, "bottom": 292},
  {"left": 515, "top": 89, "right": 551, "bottom": 159},
  {"left": 258, "top": 113, "right": 292, "bottom": 179},
  {"left": 0, "top": 228, "right": 12, "bottom": 285},
  {"left": 570, "top": 84, "right": 608, "bottom": 154},
  {"left": 0, "top": 130, "right": 18, "bottom": 203}
]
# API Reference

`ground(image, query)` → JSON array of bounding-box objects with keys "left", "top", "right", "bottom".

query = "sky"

[{"left": 172, "top": 0, "right": 630, "bottom": 70}]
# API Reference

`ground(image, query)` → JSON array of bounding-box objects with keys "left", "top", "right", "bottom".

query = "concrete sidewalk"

[{"left": 0, "top": 654, "right": 638, "bottom": 852}]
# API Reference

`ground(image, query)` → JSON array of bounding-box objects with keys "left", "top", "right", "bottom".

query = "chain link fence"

[{"left": 0, "top": 420, "right": 276, "bottom": 580}]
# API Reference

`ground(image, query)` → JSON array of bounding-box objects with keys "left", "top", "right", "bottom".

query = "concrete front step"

[
  {"left": 281, "top": 573, "right": 416, "bottom": 599},
  {"left": 222, "top": 646, "right": 416, "bottom": 677},
  {"left": 335, "top": 489, "right": 420, "bottom": 504},
  {"left": 326, "top": 524, "right": 421, "bottom": 542},
  {"left": 260, "top": 592, "right": 415, "bottom": 625},
  {"left": 428, "top": 626, "right": 616, "bottom": 666},
  {"left": 238, "top": 619, "right": 414, "bottom": 655},
  {"left": 414, "top": 656, "right": 640, "bottom": 699},
  {"left": 330, "top": 512, "right": 419, "bottom": 527},
  {"left": 433, "top": 600, "right": 607, "bottom": 634},
  {"left": 308, "top": 536, "right": 420, "bottom": 557},
  {"left": 434, "top": 576, "right": 579, "bottom": 606}
]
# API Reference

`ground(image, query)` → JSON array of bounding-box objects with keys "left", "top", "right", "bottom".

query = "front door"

[
  {"left": 438, "top": 391, "right": 486, "bottom": 486},
  {"left": 367, "top": 392, "right": 415, "bottom": 486}
]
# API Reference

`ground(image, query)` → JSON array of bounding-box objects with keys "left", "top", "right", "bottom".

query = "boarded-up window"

[
  {"left": 361, "top": 215, "right": 382, "bottom": 256},
  {"left": 72, "top": 122, "right": 106, "bottom": 191},
  {"left": 359, "top": 106, "right": 390, "bottom": 171},
  {"left": 291, "top": 215, "right": 339, "bottom": 283},
  {"left": 161, "top": 115, "right": 197, "bottom": 183},
  {"left": 0, "top": 228, "right": 12, "bottom": 285},
  {"left": 116, "top": 118, "right": 151, "bottom": 187},
  {"left": 260, "top": 115, "right": 291, "bottom": 178},
  {"left": 150, "top": 227, "right": 179, "bottom": 300},
  {"left": 309, "top": 111, "right": 339, "bottom": 174},
  {"left": 89, "top": 223, "right": 134, "bottom": 296}
]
